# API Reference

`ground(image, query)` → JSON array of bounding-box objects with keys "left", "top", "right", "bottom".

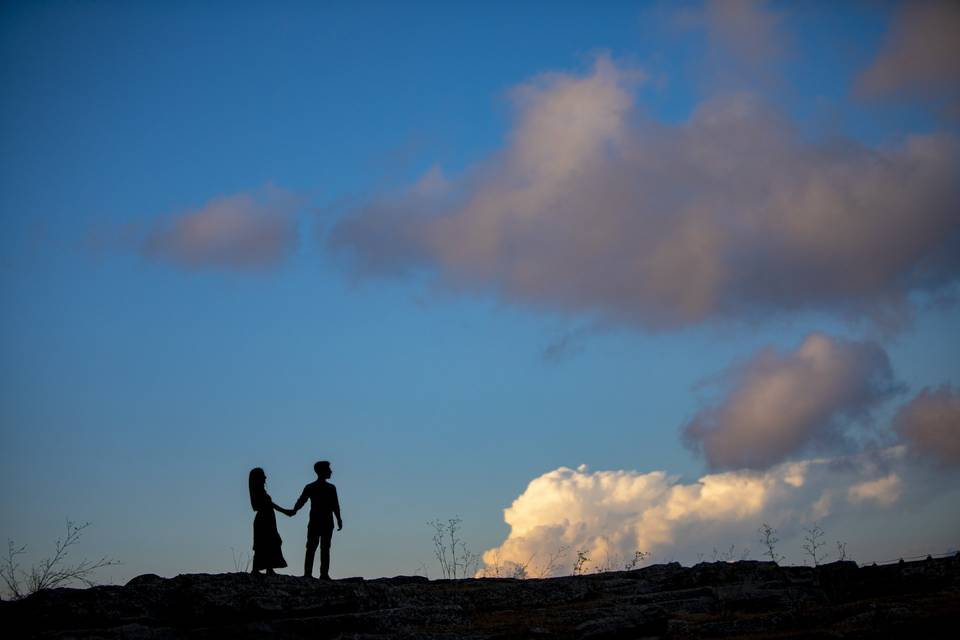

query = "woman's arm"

[{"left": 272, "top": 502, "right": 295, "bottom": 517}]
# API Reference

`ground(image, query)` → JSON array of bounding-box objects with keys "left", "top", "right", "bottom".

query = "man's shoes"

[{"left": 319, "top": 574, "right": 332, "bottom": 581}]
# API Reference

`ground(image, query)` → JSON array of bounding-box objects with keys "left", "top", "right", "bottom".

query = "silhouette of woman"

[{"left": 248, "top": 468, "right": 294, "bottom": 575}]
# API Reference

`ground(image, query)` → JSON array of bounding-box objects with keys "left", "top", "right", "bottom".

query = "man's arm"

[
  {"left": 333, "top": 486, "right": 342, "bottom": 530},
  {"left": 293, "top": 486, "right": 309, "bottom": 514}
]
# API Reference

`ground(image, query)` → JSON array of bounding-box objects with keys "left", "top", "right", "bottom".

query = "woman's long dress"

[{"left": 252, "top": 490, "right": 288, "bottom": 570}]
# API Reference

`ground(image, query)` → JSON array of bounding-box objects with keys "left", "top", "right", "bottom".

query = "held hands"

[{"left": 282, "top": 507, "right": 296, "bottom": 517}]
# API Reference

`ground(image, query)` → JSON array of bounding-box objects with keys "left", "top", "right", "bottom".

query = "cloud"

[
  {"left": 678, "top": 0, "right": 785, "bottom": 65},
  {"left": 856, "top": 0, "right": 960, "bottom": 114},
  {"left": 143, "top": 187, "right": 301, "bottom": 270},
  {"left": 673, "top": 0, "right": 790, "bottom": 92},
  {"left": 330, "top": 56, "right": 960, "bottom": 331},
  {"left": 479, "top": 449, "right": 907, "bottom": 577},
  {"left": 847, "top": 473, "right": 902, "bottom": 507},
  {"left": 894, "top": 385, "right": 960, "bottom": 466},
  {"left": 682, "top": 333, "right": 899, "bottom": 470}
]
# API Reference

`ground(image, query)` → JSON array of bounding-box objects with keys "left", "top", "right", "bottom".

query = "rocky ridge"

[{"left": 4, "top": 556, "right": 959, "bottom": 638}]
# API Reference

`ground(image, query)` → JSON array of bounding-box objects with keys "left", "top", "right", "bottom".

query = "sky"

[{"left": 1, "top": 0, "right": 959, "bottom": 585}]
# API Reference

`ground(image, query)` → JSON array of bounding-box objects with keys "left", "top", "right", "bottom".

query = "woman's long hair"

[{"left": 248, "top": 467, "right": 266, "bottom": 511}]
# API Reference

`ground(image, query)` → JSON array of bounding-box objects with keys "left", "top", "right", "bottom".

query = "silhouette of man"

[{"left": 293, "top": 460, "right": 342, "bottom": 579}]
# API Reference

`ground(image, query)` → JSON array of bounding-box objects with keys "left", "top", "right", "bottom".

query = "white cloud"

[
  {"left": 331, "top": 56, "right": 960, "bottom": 330},
  {"left": 848, "top": 473, "right": 902, "bottom": 507},
  {"left": 143, "top": 186, "right": 301, "bottom": 270},
  {"left": 683, "top": 333, "right": 900, "bottom": 470},
  {"left": 480, "top": 449, "right": 907, "bottom": 577}
]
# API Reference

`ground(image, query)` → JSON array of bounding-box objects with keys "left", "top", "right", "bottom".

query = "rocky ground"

[{"left": 4, "top": 556, "right": 959, "bottom": 638}]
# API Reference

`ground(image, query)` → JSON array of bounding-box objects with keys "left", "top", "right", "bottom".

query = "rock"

[
  {"left": 574, "top": 604, "right": 668, "bottom": 639},
  {"left": 373, "top": 575, "right": 431, "bottom": 586},
  {"left": 4, "top": 557, "right": 959, "bottom": 638},
  {"left": 126, "top": 574, "right": 165, "bottom": 587}
]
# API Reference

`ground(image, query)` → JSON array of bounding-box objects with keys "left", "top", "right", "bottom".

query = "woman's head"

[{"left": 248, "top": 467, "right": 266, "bottom": 510}]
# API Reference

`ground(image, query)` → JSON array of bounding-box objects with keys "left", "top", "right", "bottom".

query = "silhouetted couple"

[{"left": 247, "top": 461, "right": 343, "bottom": 579}]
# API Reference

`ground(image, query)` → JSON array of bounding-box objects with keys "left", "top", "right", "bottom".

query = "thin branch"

[{"left": 1, "top": 520, "right": 119, "bottom": 599}]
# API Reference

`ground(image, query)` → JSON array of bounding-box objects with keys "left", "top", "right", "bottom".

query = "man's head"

[{"left": 314, "top": 460, "right": 332, "bottom": 479}]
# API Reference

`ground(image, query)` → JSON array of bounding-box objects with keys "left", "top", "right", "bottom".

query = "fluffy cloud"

[
  {"left": 894, "top": 385, "right": 960, "bottom": 466},
  {"left": 847, "top": 473, "right": 902, "bottom": 507},
  {"left": 143, "top": 187, "right": 301, "bottom": 270},
  {"left": 480, "top": 449, "right": 906, "bottom": 577},
  {"left": 682, "top": 333, "right": 899, "bottom": 470},
  {"left": 330, "top": 56, "right": 960, "bottom": 330},
  {"left": 856, "top": 0, "right": 960, "bottom": 114}
]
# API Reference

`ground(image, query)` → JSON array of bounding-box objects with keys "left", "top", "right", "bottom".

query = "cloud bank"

[
  {"left": 143, "top": 187, "right": 301, "bottom": 270},
  {"left": 857, "top": 0, "right": 960, "bottom": 115},
  {"left": 683, "top": 333, "right": 899, "bottom": 470},
  {"left": 894, "top": 385, "right": 960, "bottom": 467},
  {"left": 480, "top": 449, "right": 907, "bottom": 577},
  {"left": 331, "top": 56, "right": 960, "bottom": 331}
]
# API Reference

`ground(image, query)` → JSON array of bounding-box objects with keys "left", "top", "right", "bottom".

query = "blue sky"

[{"left": 2, "top": 1, "right": 959, "bottom": 583}]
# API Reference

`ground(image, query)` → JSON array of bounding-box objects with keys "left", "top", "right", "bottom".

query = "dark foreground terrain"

[{"left": 4, "top": 556, "right": 959, "bottom": 639}]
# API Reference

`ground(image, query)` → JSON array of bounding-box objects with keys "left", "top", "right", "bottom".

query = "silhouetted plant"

[
  {"left": 624, "top": 550, "right": 649, "bottom": 570},
  {"left": 836, "top": 540, "right": 848, "bottom": 562},
  {"left": 573, "top": 549, "right": 590, "bottom": 575},
  {"left": 1, "top": 541, "right": 27, "bottom": 599},
  {"left": 593, "top": 550, "right": 613, "bottom": 573},
  {"left": 1, "top": 521, "right": 118, "bottom": 599},
  {"left": 802, "top": 523, "right": 828, "bottom": 566},
  {"left": 511, "top": 561, "right": 529, "bottom": 579},
  {"left": 535, "top": 545, "right": 569, "bottom": 578},
  {"left": 584, "top": 551, "right": 610, "bottom": 573},
  {"left": 414, "top": 561, "right": 430, "bottom": 579},
  {"left": 711, "top": 544, "right": 749, "bottom": 563},
  {"left": 428, "top": 517, "right": 479, "bottom": 579},
  {"left": 230, "top": 547, "right": 251, "bottom": 573},
  {"left": 587, "top": 549, "right": 650, "bottom": 574},
  {"left": 759, "top": 523, "right": 785, "bottom": 564},
  {"left": 480, "top": 545, "right": 572, "bottom": 579},
  {"left": 712, "top": 545, "right": 738, "bottom": 562},
  {"left": 478, "top": 549, "right": 502, "bottom": 578}
]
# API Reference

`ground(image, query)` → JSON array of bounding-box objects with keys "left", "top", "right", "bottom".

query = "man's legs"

[
  {"left": 319, "top": 528, "right": 333, "bottom": 579},
  {"left": 304, "top": 529, "right": 319, "bottom": 578}
]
